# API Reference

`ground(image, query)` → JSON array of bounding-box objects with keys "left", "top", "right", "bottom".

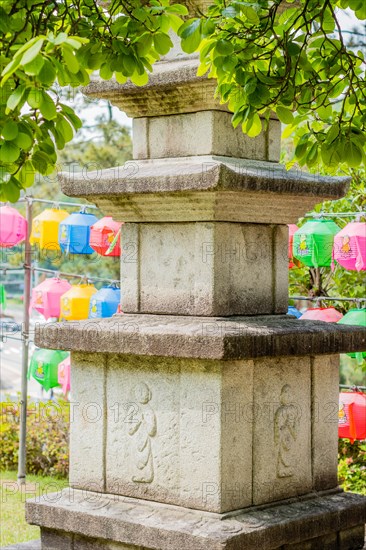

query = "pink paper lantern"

[
  {"left": 30, "top": 277, "right": 72, "bottom": 320},
  {"left": 300, "top": 307, "right": 343, "bottom": 323},
  {"left": 0, "top": 205, "right": 27, "bottom": 248},
  {"left": 89, "top": 217, "right": 122, "bottom": 257},
  {"left": 333, "top": 222, "right": 366, "bottom": 271},
  {"left": 58, "top": 355, "right": 71, "bottom": 395}
]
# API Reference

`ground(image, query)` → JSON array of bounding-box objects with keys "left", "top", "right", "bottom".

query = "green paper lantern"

[
  {"left": 28, "top": 348, "right": 69, "bottom": 391},
  {"left": 338, "top": 309, "right": 366, "bottom": 363},
  {"left": 293, "top": 219, "right": 340, "bottom": 267},
  {"left": 0, "top": 284, "right": 6, "bottom": 311}
]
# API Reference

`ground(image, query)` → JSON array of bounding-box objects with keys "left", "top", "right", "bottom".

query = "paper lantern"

[
  {"left": 59, "top": 211, "right": 98, "bottom": 254},
  {"left": 300, "top": 307, "right": 343, "bottom": 322},
  {"left": 28, "top": 348, "right": 68, "bottom": 391},
  {"left": 30, "top": 277, "right": 71, "bottom": 319},
  {"left": 89, "top": 286, "right": 120, "bottom": 318},
  {"left": 0, "top": 284, "right": 6, "bottom": 311},
  {"left": 30, "top": 208, "right": 69, "bottom": 252},
  {"left": 90, "top": 217, "right": 122, "bottom": 257},
  {"left": 58, "top": 355, "right": 71, "bottom": 395},
  {"left": 60, "top": 284, "right": 97, "bottom": 320},
  {"left": 333, "top": 222, "right": 366, "bottom": 272},
  {"left": 288, "top": 225, "right": 302, "bottom": 268},
  {"left": 338, "top": 391, "right": 366, "bottom": 443},
  {"left": 287, "top": 306, "right": 302, "bottom": 318},
  {"left": 338, "top": 309, "right": 366, "bottom": 362},
  {"left": 0, "top": 205, "right": 27, "bottom": 248},
  {"left": 293, "top": 219, "right": 340, "bottom": 267}
]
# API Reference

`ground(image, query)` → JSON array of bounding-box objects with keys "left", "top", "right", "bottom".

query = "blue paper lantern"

[
  {"left": 89, "top": 286, "right": 120, "bottom": 318},
  {"left": 59, "top": 211, "right": 98, "bottom": 254},
  {"left": 287, "top": 306, "right": 302, "bottom": 318}
]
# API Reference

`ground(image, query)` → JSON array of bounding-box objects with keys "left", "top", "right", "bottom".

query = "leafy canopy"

[{"left": 0, "top": 0, "right": 365, "bottom": 201}]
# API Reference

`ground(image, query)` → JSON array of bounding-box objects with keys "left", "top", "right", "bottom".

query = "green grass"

[{"left": 0, "top": 470, "right": 68, "bottom": 547}]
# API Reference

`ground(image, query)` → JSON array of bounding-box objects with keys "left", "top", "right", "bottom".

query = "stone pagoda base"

[{"left": 27, "top": 489, "right": 365, "bottom": 550}]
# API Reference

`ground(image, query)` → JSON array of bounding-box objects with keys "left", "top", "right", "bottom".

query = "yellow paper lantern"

[
  {"left": 60, "top": 284, "right": 97, "bottom": 321},
  {"left": 30, "top": 208, "right": 69, "bottom": 252}
]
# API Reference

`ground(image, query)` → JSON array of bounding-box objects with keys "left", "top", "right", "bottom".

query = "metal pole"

[{"left": 17, "top": 198, "right": 33, "bottom": 485}]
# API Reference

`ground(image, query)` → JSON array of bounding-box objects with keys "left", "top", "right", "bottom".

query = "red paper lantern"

[
  {"left": 288, "top": 224, "right": 301, "bottom": 268},
  {"left": 89, "top": 217, "right": 122, "bottom": 257},
  {"left": 338, "top": 391, "right": 366, "bottom": 443},
  {"left": 0, "top": 205, "right": 27, "bottom": 248},
  {"left": 300, "top": 307, "right": 343, "bottom": 322}
]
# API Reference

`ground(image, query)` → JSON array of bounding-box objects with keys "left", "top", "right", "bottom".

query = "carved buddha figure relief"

[
  {"left": 274, "top": 384, "right": 299, "bottom": 478},
  {"left": 128, "top": 382, "right": 157, "bottom": 484}
]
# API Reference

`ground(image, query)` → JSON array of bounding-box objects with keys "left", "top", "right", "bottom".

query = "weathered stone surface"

[
  {"left": 35, "top": 314, "right": 366, "bottom": 360},
  {"left": 58, "top": 156, "right": 350, "bottom": 224},
  {"left": 40, "top": 530, "right": 147, "bottom": 550},
  {"left": 133, "top": 112, "right": 281, "bottom": 161},
  {"left": 253, "top": 356, "right": 312, "bottom": 505},
  {"left": 339, "top": 525, "right": 366, "bottom": 550},
  {"left": 69, "top": 354, "right": 106, "bottom": 492},
  {"left": 283, "top": 532, "right": 337, "bottom": 549},
  {"left": 26, "top": 489, "right": 366, "bottom": 550},
  {"left": 71, "top": 353, "right": 253, "bottom": 513},
  {"left": 84, "top": 59, "right": 220, "bottom": 118},
  {"left": 120, "top": 222, "right": 288, "bottom": 316},
  {"left": 41, "top": 528, "right": 73, "bottom": 549},
  {"left": 312, "top": 355, "right": 340, "bottom": 491}
]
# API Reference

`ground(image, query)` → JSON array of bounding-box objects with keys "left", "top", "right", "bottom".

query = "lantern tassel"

[{"left": 105, "top": 227, "right": 121, "bottom": 256}]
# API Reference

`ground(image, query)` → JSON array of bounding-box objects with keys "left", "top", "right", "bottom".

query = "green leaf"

[
  {"left": 130, "top": 71, "right": 149, "bottom": 86},
  {"left": 56, "top": 116, "right": 74, "bottom": 142},
  {"left": 4, "top": 176, "right": 21, "bottom": 202},
  {"left": 242, "top": 6, "right": 260, "bottom": 24},
  {"left": 166, "top": 4, "right": 188, "bottom": 15},
  {"left": 287, "top": 42, "right": 301, "bottom": 56},
  {"left": 2, "top": 121, "right": 18, "bottom": 140},
  {"left": 344, "top": 140, "right": 363, "bottom": 168},
  {"left": 23, "top": 55, "right": 44, "bottom": 75},
  {"left": 6, "top": 85, "right": 26, "bottom": 111},
  {"left": 247, "top": 113, "right": 262, "bottom": 137},
  {"left": 39, "top": 92, "right": 57, "bottom": 120},
  {"left": 14, "top": 132, "right": 33, "bottom": 150},
  {"left": 60, "top": 104, "right": 82, "bottom": 130},
  {"left": 31, "top": 150, "right": 49, "bottom": 174},
  {"left": 27, "top": 88, "right": 42, "bottom": 109},
  {"left": 38, "top": 59, "right": 57, "bottom": 85},
  {"left": 276, "top": 106, "right": 294, "bottom": 124},
  {"left": 0, "top": 141, "right": 20, "bottom": 163},
  {"left": 137, "top": 34, "right": 153, "bottom": 57},
  {"left": 153, "top": 33, "right": 173, "bottom": 55},
  {"left": 62, "top": 45, "right": 80, "bottom": 74},
  {"left": 179, "top": 18, "right": 200, "bottom": 39},
  {"left": 215, "top": 39, "right": 234, "bottom": 55},
  {"left": 100, "top": 63, "right": 113, "bottom": 80},
  {"left": 21, "top": 38, "right": 44, "bottom": 65},
  {"left": 19, "top": 161, "right": 35, "bottom": 187}
]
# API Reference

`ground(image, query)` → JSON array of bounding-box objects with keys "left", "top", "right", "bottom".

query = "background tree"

[{"left": 0, "top": 0, "right": 365, "bottom": 201}]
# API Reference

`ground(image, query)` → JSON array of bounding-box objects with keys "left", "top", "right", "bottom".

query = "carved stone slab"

[
  {"left": 58, "top": 156, "right": 350, "bottom": 224},
  {"left": 35, "top": 314, "right": 366, "bottom": 360},
  {"left": 26, "top": 489, "right": 366, "bottom": 550}
]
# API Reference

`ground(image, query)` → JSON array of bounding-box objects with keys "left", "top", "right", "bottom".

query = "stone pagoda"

[{"left": 28, "top": 11, "right": 366, "bottom": 550}]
